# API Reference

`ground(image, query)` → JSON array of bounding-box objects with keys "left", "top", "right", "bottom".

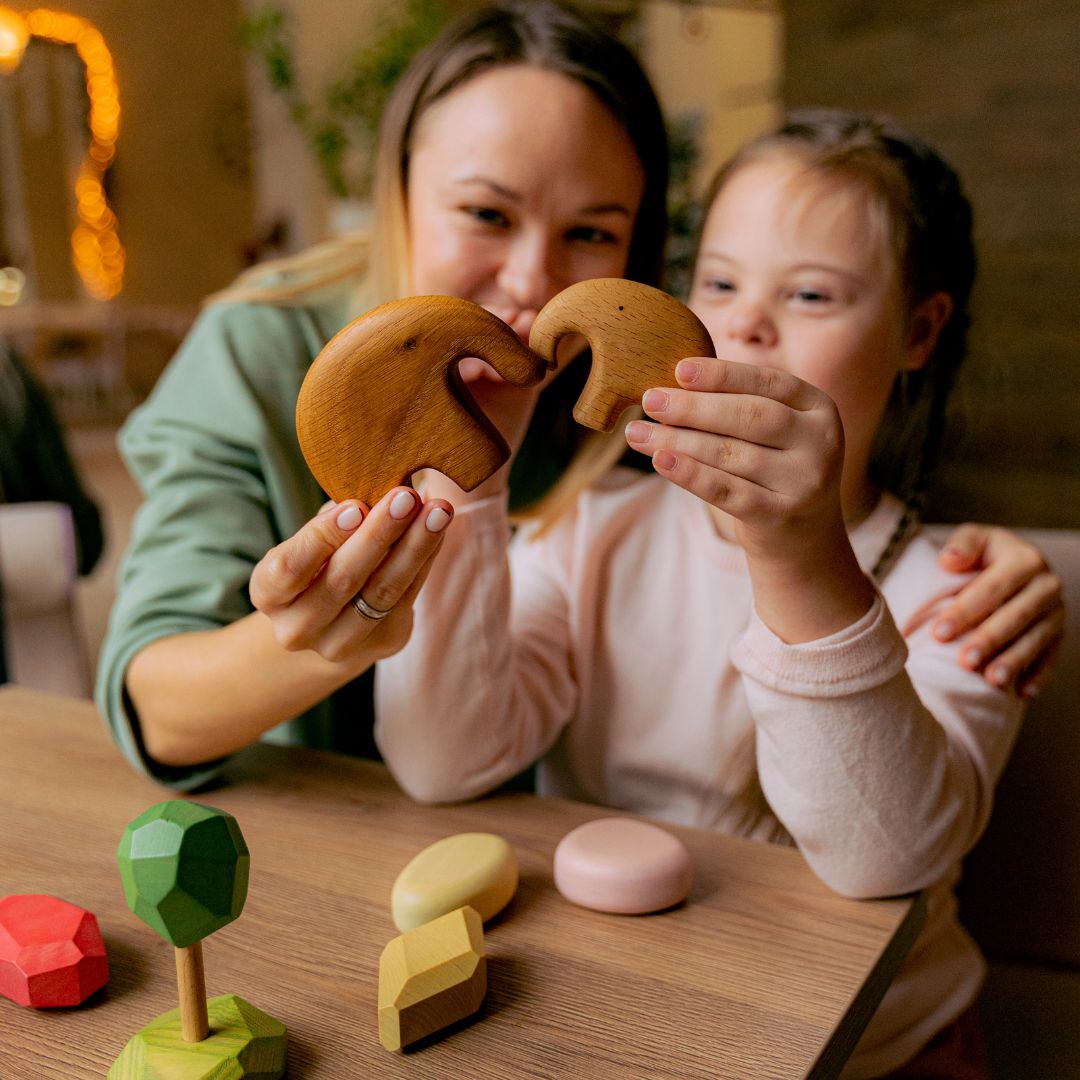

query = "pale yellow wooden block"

[
  {"left": 378, "top": 905, "right": 486, "bottom": 1052},
  {"left": 391, "top": 833, "right": 518, "bottom": 932}
]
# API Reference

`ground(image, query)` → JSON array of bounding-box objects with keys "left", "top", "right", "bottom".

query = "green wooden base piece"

[{"left": 108, "top": 993, "right": 286, "bottom": 1079}]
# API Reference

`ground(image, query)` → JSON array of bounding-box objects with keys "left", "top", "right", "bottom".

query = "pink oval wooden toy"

[{"left": 553, "top": 817, "right": 693, "bottom": 915}]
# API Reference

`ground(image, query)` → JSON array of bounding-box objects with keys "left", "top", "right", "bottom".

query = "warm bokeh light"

[
  {"left": 0, "top": 266, "right": 26, "bottom": 305},
  {"left": 0, "top": 7, "right": 29, "bottom": 71},
  {"left": 0, "top": 6, "right": 124, "bottom": 299}
]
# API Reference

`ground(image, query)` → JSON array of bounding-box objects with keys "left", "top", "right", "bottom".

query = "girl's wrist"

[{"left": 744, "top": 527, "right": 876, "bottom": 644}]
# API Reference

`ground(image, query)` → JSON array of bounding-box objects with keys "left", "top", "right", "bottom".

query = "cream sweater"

[{"left": 375, "top": 468, "right": 1023, "bottom": 1077}]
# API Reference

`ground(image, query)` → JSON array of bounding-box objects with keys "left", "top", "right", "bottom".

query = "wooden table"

[{"left": 0, "top": 686, "right": 924, "bottom": 1078}]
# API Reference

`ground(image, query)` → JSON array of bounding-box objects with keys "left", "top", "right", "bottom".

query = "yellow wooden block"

[
  {"left": 391, "top": 832, "right": 518, "bottom": 932},
  {"left": 378, "top": 905, "right": 486, "bottom": 1052}
]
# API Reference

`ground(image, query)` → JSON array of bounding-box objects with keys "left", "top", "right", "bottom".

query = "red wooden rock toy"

[{"left": 0, "top": 893, "right": 109, "bottom": 1007}]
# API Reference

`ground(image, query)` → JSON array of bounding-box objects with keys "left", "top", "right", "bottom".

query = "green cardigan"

[{"left": 95, "top": 293, "right": 381, "bottom": 789}]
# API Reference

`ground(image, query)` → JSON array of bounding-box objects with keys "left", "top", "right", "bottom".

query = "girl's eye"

[
  {"left": 463, "top": 206, "right": 510, "bottom": 228},
  {"left": 567, "top": 226, "right": 618, "bottom": 246},
  {"left": 792, "top": 287, "right": 833, "bottom": 304}
]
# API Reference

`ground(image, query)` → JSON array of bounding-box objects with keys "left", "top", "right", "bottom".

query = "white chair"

[{"left": 0, "top": 501, "right": 92, "bottom": 697}]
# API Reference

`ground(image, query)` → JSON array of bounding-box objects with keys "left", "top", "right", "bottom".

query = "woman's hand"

[
  {"left": 626, "top": 356, "right": 875, "bottom": 643},
  {"left": 932, "top": 523, "right": 1065, "bottom": 697},
  {"left": 250, "top": 488, "right": 453, "bottom": 667}
]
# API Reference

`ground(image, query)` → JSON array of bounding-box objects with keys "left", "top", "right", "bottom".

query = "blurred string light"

[
  {"left": 0, "top": 6, "right": 124, "bottom": 299},
  {"left": 0, "top": 265, "right": 25, "bottom": 305}
]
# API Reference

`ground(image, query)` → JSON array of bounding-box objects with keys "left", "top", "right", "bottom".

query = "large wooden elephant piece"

[{"left": 296, "top": 295, "right": 551, "bottom": 507}]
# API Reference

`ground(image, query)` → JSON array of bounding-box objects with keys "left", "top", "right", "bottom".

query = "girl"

[{"left": 375, "top": 110, "right": 1023, "bottom": 1078}]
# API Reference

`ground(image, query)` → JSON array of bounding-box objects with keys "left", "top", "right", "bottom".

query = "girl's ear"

[{"left": 903, "top": 290, "right": 954, "bottom": 371}]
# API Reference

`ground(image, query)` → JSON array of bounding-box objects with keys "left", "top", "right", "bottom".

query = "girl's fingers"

[
  {"left": 674, "top": 356, "right": 823, "bottom": 410},
  {"left": 642, "top": 384, "right": 797, "bottom": 450},
  {"left": 251, "top": 500, "right": 367, "bottom": 612},
  {"left": 626, "top": 418, "right": 783, "bottom": 489},
  {"left": 649, "top": 444, "right": 783, "bottom": 520},
  {"left": 642, "top": 360, "right": 832, "bottom": 451}
]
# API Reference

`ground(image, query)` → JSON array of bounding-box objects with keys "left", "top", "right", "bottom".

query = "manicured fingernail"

[
  {"left": 426, "top": 507, "right": 451, "bottom": 533},
  {"left": 642, "top": 389, "right": 668, "bottom": 413},
  {"left": 933, "top": 621, "right": 954, "bottom": 641},
  {"left": 989, "top": 665, "right": 1009, "bottom": 686},
  {"left": 654, "top": 449, "right": 677, "bottom": 471},
  {"left": 336, "top": 505, "right": 362, "bottom": 531},
  {"left": 625, "top": 420, "right": 651, "bottom": 444},
  {"left": 389, "top": 490, "right": 417, "bottom": 519},
  {"left": 963, "top": 646, "right": 982, "bottom": 667},
  {"left": 676, "top": 359, "right": 702, "bottom": 384}
]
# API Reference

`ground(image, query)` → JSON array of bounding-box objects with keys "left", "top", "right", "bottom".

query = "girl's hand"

[
  {"left": 932, "top": 523, "right": 1065, "bottom": 697},
  {"left": 249, "top": 488, "right": 452, "bottom": 666},
  {"left": 626, "top": 356, "right": 847, "bottom": 559},
  {"left": 626, "top": 356, "right": 875, "bottom": 643}
]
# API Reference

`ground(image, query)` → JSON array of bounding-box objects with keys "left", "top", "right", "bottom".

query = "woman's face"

[{"left": 406, "top": 65, "right": 646, "bottom": 345}]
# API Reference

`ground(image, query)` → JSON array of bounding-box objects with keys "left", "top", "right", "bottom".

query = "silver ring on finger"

[{"left": 351, "top": 592, "right": 392, "bottom": 621}]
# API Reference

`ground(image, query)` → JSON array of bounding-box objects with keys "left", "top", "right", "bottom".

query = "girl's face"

[
  {"left": 407, "top": 65, "right": 645, "bottom": 345},
  {"left": 689, "top": 155, "right": 923, "bottom": 487}
]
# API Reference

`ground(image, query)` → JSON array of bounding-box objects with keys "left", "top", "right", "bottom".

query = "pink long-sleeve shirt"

[{"left": 375, "top": 468, "right": 1023, "bottom": 1077}]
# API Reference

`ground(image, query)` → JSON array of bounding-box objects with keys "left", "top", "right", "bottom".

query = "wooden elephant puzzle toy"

[
  {"left": 529, "top": 277, "right": 715, "bottom": 431},
  {"left": 296, "top": 280, "right": 714, "bottom": 507},
  {"left": 296, "top": 295, "right": 553, "bottom": 509}
]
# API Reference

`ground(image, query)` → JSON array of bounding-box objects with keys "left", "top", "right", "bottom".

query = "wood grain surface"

[{"left": 0, "top": 686, "right": 924, "bottom": 1078}]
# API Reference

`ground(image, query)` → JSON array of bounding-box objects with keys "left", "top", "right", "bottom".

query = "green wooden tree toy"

[{"left": 109, "top": 800, "right": 286, "bottom": 1079}]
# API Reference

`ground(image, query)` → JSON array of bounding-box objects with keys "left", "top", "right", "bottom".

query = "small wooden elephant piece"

[
  {"left": 296, "top": 296, "right": 552, "bottom": 508},
  {"left": 529, "top": 278, "right": 716, "bottom": 431}
]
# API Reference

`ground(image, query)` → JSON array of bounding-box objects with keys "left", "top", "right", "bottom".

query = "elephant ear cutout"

[
  {"left": 296, "top": 295, "right": 550, "bottom": 507},
  {"left": 529, "top": 278, "right": 716, "bottom": 432}
]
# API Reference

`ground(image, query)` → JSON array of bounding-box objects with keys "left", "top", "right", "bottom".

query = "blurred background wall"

[{"left": 784, "top": 0, "right": 1080, "bottom": 526}]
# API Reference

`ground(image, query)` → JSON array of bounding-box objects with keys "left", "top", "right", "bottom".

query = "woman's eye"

[
  {"left": 567, "top": 226, "right": 618, "bottom": 245},
  {"left": 701, "top": 277, "right": 735, "bottom": 294},
  {"left": 464, "top": 206, "right": 510, "bottom": 228}
]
